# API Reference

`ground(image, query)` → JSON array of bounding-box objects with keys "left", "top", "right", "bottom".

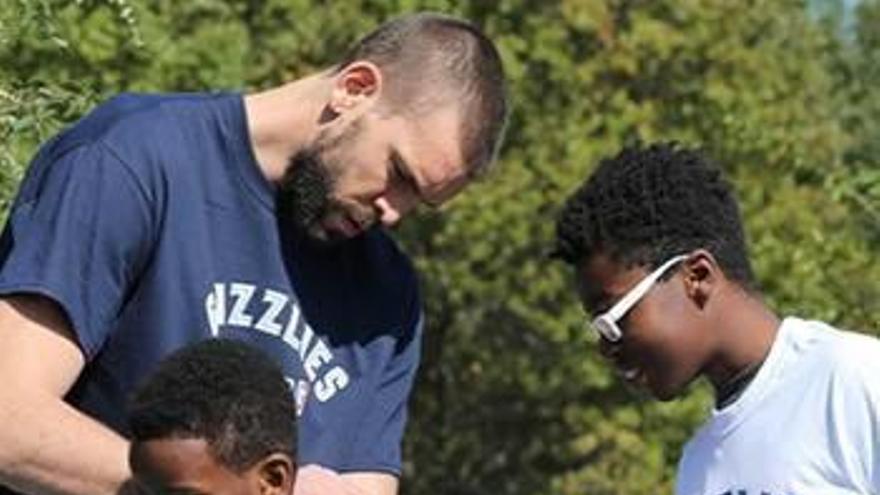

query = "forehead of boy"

[
  {"left": 130, "top": 437, "right": 245, "bottom": 494},
  {"left": 576, "top": 252, "right": 650, "bottom": 313}
]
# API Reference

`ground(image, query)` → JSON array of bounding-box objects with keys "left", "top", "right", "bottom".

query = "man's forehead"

[
  {"left": 402, "top": 109, "right": 469, "bottom": 205},
  {"left": 412, "top": 107, "right": 463, "bottom": 159},
  {"left": 422, "top": 167, "right": 469, "bottom": 206}
]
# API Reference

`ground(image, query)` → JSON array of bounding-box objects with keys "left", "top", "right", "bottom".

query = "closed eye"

[{"left": 388, "top": 148, "right": 447, "bottom": 209}]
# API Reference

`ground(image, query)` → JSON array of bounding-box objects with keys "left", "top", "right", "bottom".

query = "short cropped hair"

[
  {"left": 337, "top": 12, "right": 509, "bottom": 177},
  {"left": 128, "top": 339, "right": 296, "bottom": 472},
  {"left": 554, "top": 142, "right": 756, "bottom": 290}
]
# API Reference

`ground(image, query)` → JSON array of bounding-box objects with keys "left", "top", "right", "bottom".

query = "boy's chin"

[{"left": 643, "top": 376, "right": 687, "bottom": 402}]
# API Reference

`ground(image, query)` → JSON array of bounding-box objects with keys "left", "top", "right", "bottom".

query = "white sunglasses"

[{"left": 590, "top": 254, "right": 688, "bottom": 342}]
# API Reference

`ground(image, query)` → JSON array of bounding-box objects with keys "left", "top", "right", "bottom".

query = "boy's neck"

[{"left": 704, "top": 289, "right": 780, "bottom": 405}]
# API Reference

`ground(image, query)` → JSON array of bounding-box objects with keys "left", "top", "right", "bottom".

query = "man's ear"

[
  {"left": 256, "top": 453, "right": 296, "bottom": 495},
  {"left": 329, "top": 61, "right": 383, "bottom": 114},
  {"left": 682, "top": 249, "right": 721, "bottom": 309}
]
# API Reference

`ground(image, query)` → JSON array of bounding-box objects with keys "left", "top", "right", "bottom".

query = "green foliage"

[
  {"left": 831, "top": 0, "right": 880, "bottom": 246},
  {"left": 1, "top": 1, "right": 878, "bottom": 494},
  {"left": 0, "top": 0, "right": 105, "bottom": 218}
]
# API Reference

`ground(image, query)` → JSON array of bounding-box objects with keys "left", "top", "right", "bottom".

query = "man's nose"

[{"left": 374, "top": 197, "right": 404, "bottom": 227}]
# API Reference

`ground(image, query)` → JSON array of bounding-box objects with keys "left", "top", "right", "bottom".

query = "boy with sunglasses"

[{"left": 553, "top": 142, "right": 880, "bottom": 494}]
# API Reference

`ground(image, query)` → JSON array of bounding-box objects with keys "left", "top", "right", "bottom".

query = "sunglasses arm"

[{"left": 606, "top": 255, "right": 688, "bottom": 321}]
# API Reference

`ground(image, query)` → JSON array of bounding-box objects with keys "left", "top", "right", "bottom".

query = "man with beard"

[
  {"left": 554, "top": 143, "right": 880, "bottom": 494},
  {"left": 0, "top": 12, "right": 508, "bottom": 495}
]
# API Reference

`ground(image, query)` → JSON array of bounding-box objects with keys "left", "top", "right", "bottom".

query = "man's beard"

[{"left": 278, "top": 148, "right": 336, "bottom": 242}]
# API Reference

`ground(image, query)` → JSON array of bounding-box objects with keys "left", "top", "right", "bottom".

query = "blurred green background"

[{"left": 1, "top": 1, "right": 878, "bottom": 493}]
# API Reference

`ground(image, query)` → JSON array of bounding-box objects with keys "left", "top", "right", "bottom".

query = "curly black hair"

[
  {"left": 554, "top": 142, "right": 755, "bottom": 290},
  {"left": 128, "top": 339, "right": 297, "bottom": 472}
]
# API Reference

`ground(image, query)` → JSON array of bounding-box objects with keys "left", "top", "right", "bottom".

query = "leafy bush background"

[{"left": 2, "top": 1, "right": 878, "bottom": 493}]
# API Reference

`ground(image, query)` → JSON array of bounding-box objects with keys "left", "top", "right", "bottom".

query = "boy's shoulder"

[{"left": 787, "top": 317, "right": 880, "bottom": 378}]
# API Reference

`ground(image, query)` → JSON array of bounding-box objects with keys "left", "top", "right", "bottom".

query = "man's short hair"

[
  {"left": 337, "top": 12, "right": 509, "bottom": 177},
  {"left": 128, "top": 339, "right": 297, "bottom": 472},
  {"left": 554, "top": 142, "right": 756, "bottom": 290}
]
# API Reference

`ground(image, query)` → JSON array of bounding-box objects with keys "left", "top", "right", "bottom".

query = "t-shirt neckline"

[
  {"left": 222, "top": 92, "right": 276, "bottom": 211},
  {"left": 706, "top": 316, "right": 799, "bottom": 438}
]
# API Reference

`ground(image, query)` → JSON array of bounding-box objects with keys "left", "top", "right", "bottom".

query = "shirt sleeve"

[
  {"left": 280, "top": 218, "right": 425, "bottom": 476},
  {"left": 828, "top": 332, "right": 880, "bottom": 491},
  {"left": 348, "top": 311, "right": 423, "bottom": 475},
  {"left": 852, "top": 342, "right": 880, "bottom": 490},
  {"left": 0, "top": 141, "right": 156, "bottom": 359}
]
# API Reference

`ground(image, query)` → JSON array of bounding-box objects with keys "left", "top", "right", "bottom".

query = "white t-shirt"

[{"left": 676, "top": 317, "right": 880, "bottom": 495}]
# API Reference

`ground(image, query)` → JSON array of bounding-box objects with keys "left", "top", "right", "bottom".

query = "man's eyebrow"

[{"left": 390, "top": 149, "right": 442, "bottom": 208}]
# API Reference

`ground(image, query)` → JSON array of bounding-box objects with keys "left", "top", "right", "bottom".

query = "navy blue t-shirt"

[{"left": 0, "top": 93, "right": 422, "bottom": 479}]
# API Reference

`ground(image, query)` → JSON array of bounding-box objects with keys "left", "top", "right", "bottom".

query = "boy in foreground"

[
  {"left": 554, "top": 143, "right": 880, "bottom": 494},
  {"left": 127, "top": 339, "right": 298, "bottom": 495}
]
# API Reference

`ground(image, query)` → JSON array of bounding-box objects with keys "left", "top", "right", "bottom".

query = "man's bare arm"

[
  {"left": 0, "top": 296, "right": 131, "bottom": 495},
  {"left": 294, "top": 466, "right": 398, "bottom": 495},
  {"left": 339, "top": 472, "right": 398, "bottom": 495}
]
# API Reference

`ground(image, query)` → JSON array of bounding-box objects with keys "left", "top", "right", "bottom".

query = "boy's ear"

[
  {"left": 682, "top": 249, "right": 721, "bottom": 309},
  {"left": 257, "top": 453, "right": 296, "bottom": 495}
]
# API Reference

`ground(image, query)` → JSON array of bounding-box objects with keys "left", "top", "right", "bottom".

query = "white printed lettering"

[
  {"left": 228, "top": 283, "right": 255, "bottom": 327},
  {"left": 202, "top": 282, "right": 350, "bottom": 405},
  {"left": 297, "top": 325, "right": 314, "bottom": 362},
  {"left": 303, "top": 340, "right": 332, "bottom": 382},
  {"left": 204, "top": 283, "right": 226, "bottom": 337},
  {"left": 281, "top": 304, "right": 304, "bottom": 353},
  {"left": 255, "top": 289, "right": 288, "bottom": 336},
  {"left": 314, "top": 366, "right": 350, "bottom": 402}
]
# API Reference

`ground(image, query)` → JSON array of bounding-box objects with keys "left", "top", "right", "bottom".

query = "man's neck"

[{"left": 243, "top": 73, "right": 329, "bottom": 184}]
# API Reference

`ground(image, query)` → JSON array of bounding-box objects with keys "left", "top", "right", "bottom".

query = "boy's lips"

[
  {"left": 612, "top": 355, "right": 645, "bottom": 383},
  {"left": 620, "top": 367, "right": 640, "bottom": 380},
  {"left": 602, "top": 344, "right": 648, "bottom": 386}
]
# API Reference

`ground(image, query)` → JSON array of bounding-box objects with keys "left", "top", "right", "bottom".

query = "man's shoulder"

[
  {"left": 54, "top": 91, "right": 236, "bottom": 155},
  {"left": 36, "top": 91, "right": 244, "bottom": 195}
]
